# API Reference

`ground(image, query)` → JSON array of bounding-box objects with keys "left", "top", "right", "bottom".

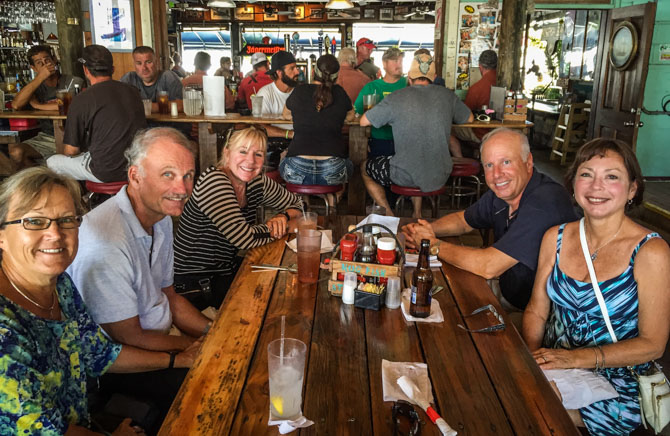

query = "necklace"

[
  {"left": 6, "top": 275, "right": 56, "bottom": 311},
  {"left": 587, "top": 220, "right": 624, "bottom": 261}
]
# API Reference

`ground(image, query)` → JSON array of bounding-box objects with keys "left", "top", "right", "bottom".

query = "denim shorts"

[{"left": 279, "top": 156, "right": 353, "bottom": 185}]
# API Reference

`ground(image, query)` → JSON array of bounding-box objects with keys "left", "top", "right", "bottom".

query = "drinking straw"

[
  {"left": 280, "top": 315, "right": 285, "bottom": 365},
  {"left": 66, "top": 78, "right": 74, "bottom": 92},
  {"left": 253, "top": 86, "right": 257, "bottom": 95}
]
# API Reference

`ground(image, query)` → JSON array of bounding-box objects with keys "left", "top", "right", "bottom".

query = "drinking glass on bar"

[
  {"left": 157, "top": 90, "right": 170, "bottom": 115},
  {"left": 56, "top": 89, "right": 72, "bottom": 116},
  {"left": 183, "top": 89, "right": 202, "bottom": 116},
  {"left": 363, "top": 94, "right": 378, "bottom": 111},
  {"left": 297, "top": 229, "right": 321, "bottom": 284},
  {"left": 268, "top": 338, "right": 306, "bottom": 420}
]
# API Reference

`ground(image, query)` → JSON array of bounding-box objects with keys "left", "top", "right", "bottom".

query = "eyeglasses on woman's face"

[{"left": 1, "top": 216, "right": 82, "bottom": 231}]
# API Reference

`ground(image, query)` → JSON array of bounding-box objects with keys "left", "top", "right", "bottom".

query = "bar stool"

[
  {"left": 446, "top": 157, "right": 481, "bottom": 209},
  {"left": 264, "top": 169, "right": 284, "bottom": 185},
  {"left": 391, "top": 185, "right": 447, "bottom": 218},
  {"left": 85, "top": 180, "right": 128, "bottom": 208},
  {"left": 286, "top": 183, "right": 343, "bottom": 215}
]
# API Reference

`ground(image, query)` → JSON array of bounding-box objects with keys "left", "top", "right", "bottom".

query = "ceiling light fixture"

[
  {"left": 325, "top": 0, "right": 354, "bottom": 10},
  {"left": 208, "top": 0, "right": 236, "bottom": 8}
]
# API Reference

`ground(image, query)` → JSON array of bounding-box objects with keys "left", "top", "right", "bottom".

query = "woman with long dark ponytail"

[{"left": 280, "top": 54, "right": 355, "bottom": 203}]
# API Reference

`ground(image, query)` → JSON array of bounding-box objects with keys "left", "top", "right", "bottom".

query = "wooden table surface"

[
  {"left": 0, "top": 111, "right": 532, "bottom": 215},
  {"left": 159, "top": 215, "right": 577, "bottom": 436}
]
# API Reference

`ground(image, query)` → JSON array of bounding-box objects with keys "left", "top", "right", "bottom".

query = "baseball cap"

[
  {"left": 356, "top": 38, "right": 376, "bottom": 50},
  {"left": 78, "top": 44, "right": 114, "bottom": 73},
  {"left": 268, "top": 51, "right": 297, "bottom": 74},
  {"left": 408, "top": 53, "right": 436, "bottom": 81},
  {"left": 250, "top": 52, "right": 268, "bottom": 67}
]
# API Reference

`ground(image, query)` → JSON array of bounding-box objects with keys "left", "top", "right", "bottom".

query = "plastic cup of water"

[{"left": 268, "top": 338, "right": 306, "bottom": 420}]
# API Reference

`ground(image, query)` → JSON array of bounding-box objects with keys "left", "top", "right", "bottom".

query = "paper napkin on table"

[
  {"left": 381, "top": 360, "right": 434, "bottom": 404},
  {"left": 405, "top": 253, "right": 442, "bottom": 268},
  {"left": 542, "top": 368, "right": 619, "bottom": 409},
  {"left": 400, "top": 289, "right": 444, "bottom": 323},
  {"left": 286, "top": 229, "right": 334, "bottom": 254},
  {"left": 356, "top": 214, "right": 400, "bottom": 235},
  {"left": 268, "top": 413, "right": 314, "bottom": 434}
]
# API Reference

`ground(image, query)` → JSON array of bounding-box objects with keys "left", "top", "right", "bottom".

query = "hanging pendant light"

[
  {"left": 325, "top": 0, "right": 354, "bottom": 10},
  {"left": 208, "top": 0, "right": 236, "bottom": 8}
]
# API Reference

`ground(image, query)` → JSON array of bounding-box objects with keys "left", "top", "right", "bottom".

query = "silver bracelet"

[
  {"left": 592, "top": 347, "right": 600, "bottom": 371},
  {"left": 598, "top": 345, "right": 605, "bottom": 370}
]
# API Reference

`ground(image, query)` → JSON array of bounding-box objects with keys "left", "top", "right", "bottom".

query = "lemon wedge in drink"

[{"left": 271, "top": 396, "right": 284, "bottom": 416}]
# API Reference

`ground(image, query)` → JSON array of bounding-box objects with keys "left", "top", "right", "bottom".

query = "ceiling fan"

[{"left": 404, "top": 6, "right": 435, "bottom": 18}]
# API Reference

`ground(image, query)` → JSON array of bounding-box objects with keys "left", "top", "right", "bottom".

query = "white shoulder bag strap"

[{"left": 579, "top": 218, "right": 619, "bottom": 343}]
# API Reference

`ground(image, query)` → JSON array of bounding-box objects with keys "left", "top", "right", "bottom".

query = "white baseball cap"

[{"left": 250, "top": 52, "right": 268, "bottom": 66}]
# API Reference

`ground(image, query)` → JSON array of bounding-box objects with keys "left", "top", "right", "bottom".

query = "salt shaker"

[
  {"left": 342, "top": 272, "right": 356, "bottom": 305},
  {"left": 170, "top": 101, "right": 178, "bottom": 118},
  {"left": 385, "top": 276, "right": 401, "bottom": 309}
]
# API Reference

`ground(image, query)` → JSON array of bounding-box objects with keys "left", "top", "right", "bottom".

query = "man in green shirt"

[{"left": 354, "top": 47, "right": 407, "bottom": 158}]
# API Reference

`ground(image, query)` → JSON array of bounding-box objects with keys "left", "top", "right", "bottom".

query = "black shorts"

[{"left": 365, "top": 156, "right": 393, "bottom": 187}]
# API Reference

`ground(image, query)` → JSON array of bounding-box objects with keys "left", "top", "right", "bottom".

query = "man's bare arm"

[
  {"left": 11, "top": 64, "right": 55, "bottom": 110},
  {"left": 101, "top": 315, "right": 195, "bottom": 352},
  {"left": 163, "top": 285, "right": 212, "bottom": 337}
]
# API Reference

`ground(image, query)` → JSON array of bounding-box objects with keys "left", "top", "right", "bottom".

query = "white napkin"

[
  {"left": 400, "top": 289, "right": 444, "bottom": 323},
  {"left": 356, "top": 214, "right": 400, "bottom": 235},
  {"left": 286, "top": 230, "right": 334, "bottom": 254},
  {"left": 268, "top": 413, "right": 314, "bottom": 434},
  {"left": 381, "top": 360, "right": 434, "bottom": 404},
  {"left": 405, "top": 253, "right": 442, "bottom": 268},
  {"left": 542, "top": 368, "right": 619, "bottom": 409}
]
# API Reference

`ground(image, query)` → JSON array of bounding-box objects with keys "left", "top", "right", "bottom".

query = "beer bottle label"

[{"left": 411, "top": 285, "right": 417, "bottom": 304}]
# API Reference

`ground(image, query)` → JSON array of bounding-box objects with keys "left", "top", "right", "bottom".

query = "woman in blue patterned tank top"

[{"left": 522, "top": 138, "right": 670, "bottom": 435}]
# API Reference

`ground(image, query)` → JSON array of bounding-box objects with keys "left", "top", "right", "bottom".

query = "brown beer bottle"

[{"left": 410, "top": 239, "right": 433, "bottom": 318}]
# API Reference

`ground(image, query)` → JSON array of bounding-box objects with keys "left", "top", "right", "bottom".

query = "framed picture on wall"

[
  {"left": 289, "top": 6, "right": 305, "bottom": 20},
  {"left": 211, "top": 9, "right": 231, "bottom": 20},
  {"left": 89, "top": 0, "right": 135, "bottom": 52},
  {"left": 235, "top": 6, "right": 255, "bottom": 20},
  {"left": 363, "top": 8, "right": 375, "bottom": 19},
  {"left": 309, "top": 8, "right": 324, "bottom": 19},
  {"left": 380, "top": 8, "right": 393, "bottom": 21}
]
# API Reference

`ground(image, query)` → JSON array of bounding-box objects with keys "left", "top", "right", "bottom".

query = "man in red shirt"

[
  {"left": 451, "top": 50, "right": 497, "bottom": 156},
  {"left": 237, "top": 52, "right": 273, "bottom": 111},
  {"left": 336, "top": 47, "right": 371, "bottom": 103}
]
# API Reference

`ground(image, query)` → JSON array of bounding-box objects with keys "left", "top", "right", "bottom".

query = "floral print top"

[{"left": 0, "top": 273, "right": 121, "bottom": 435}]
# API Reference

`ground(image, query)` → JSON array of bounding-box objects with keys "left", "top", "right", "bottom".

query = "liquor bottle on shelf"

[{"left": 410, "top": 239, "right": 433, "bottom": 318}]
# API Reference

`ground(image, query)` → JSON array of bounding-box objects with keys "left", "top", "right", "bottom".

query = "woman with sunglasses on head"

[
  {"left": 522, "top": 138, "right": 670, "bottom": 435},
  {"left": 173, "top": 126, "right": 303, "bottom": 309},
  {"left": 279, "top": 54, "right": 356, "bottom": 207},
  {"left": 0, "top": 167, "right": 200, "bottom": 436}
]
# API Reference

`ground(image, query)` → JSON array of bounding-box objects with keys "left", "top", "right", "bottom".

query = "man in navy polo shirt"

[{"left": 402, "top": 128, "right": 577, "bottom": 312}]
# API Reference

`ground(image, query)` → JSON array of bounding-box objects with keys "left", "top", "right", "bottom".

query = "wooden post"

[
  {"left": 497, "top": 0, "right": 528, "bottom": 91},
  {"left": 152, "top": 0, "right": 169, "bottom": 70},
  {"left": 433, "top": 0, "right": 448, "bottom": 77},
  {"left": 54, "top": 0, "right": 84, "bottom": 79}
]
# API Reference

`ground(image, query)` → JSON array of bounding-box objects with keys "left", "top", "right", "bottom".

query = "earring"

[{"left": 627, "top": 199, "right": 633, "bottom": 205}]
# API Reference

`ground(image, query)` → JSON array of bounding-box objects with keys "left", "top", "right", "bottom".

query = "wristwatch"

[
  {"left": 278, "top": 211, "right": 290, "bottom": 220},
  {"left": 430, "top": 240, "right": 441, "bottom": 256}
]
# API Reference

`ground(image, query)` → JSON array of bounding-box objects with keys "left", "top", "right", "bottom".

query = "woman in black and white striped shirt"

[{"left": 173, "top": 126, "right": 303, "bottom": 308}]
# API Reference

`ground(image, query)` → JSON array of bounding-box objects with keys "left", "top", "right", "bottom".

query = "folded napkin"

[
  {"left": 356, "top": 214, "right": 400, "bottom": 235},
  {"left": 286, "top": 230, "right": 334, "bottom": 254},
  {"left": 405, "top": 253, "right": 442, "bottom": 268},
  {"left": 268, "top": 413, "right": 314, "bottom": 434},
  {"left": 381, "top": 360, "right": 434, "bottom": 404},
  {"left": 542, "top": 368, "right": 619, "bottom": 409},
  {"left": 400, "top": 289, "right": 444, "bottom": 323}
]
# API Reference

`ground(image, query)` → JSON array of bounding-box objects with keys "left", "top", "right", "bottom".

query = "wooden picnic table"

[
  {"left": 159, "top": 214, "right": 577, "bottom": 436},
  {"left": 0, "top": 110, "right": 531, "bottom": 215}
]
